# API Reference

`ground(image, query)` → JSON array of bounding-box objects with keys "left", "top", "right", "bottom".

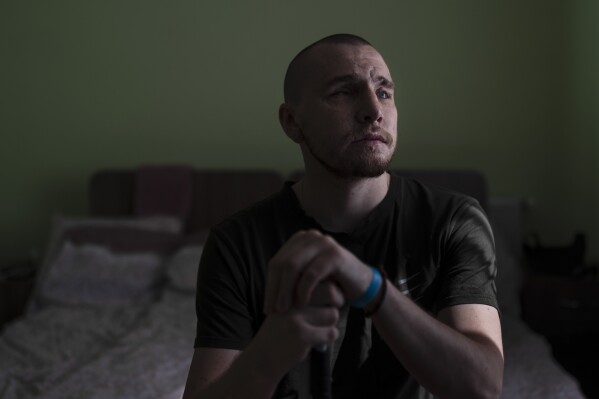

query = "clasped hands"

[{"left": 255, "top": 230, "right": 372, "bottom": 375}]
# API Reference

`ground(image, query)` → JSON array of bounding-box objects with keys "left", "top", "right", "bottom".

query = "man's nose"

[{"left": 356, "top": 90, "right": 383, "bottom": 124}]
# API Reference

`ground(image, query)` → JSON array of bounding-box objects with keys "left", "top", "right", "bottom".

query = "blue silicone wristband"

[{"left": 349, "top": 267, "right": 382, "bottom": 308}]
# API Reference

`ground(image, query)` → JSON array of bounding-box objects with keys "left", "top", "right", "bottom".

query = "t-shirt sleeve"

[
  {"left": 434, "top": 199, "right": 499, "bottom": 313},
  {"left": 194, "top": 229, "right": 255, "bottom": 350}
]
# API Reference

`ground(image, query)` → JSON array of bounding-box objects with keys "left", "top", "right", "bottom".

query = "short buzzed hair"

[{"left": 283, "top": 33, "right": 373, "bottom": 104}]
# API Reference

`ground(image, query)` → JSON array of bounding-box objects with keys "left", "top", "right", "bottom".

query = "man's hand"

[
  {"left": 264, "top": 230, "right": 372, "bottom": 315},
  {"left": 250, "top": 280, "right": 345, "bottom": 382}
]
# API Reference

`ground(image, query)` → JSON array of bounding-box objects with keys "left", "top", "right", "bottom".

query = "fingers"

[
  {"left": 295, "top": 249, "right": 339, "bottom": 308},
  {"left": 264, "top": 229, "right": 367, "bottom": 314},
  {"left": 290, "top": 306, "right": 340, "bottom": 349},
  {"left": 253, "top": 306, "right": 340, "bottom": 379},
  {"left": 264, "top": 230, "right": 309, "bottom": 313},
  {"left": 303, "top": 305, "right": 340, "bottom": 327},
  {"left": 265, "top": 230, "right": 332, "bottom": 313},
  {"left": 308, "top": 280, "right": 345, "bottom": 308},
  {"left": 306, "top": 322, "right": 339, "bottom": 346}
]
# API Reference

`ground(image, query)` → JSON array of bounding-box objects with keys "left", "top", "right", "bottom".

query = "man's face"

[{"left": 291, "top": 43, "right": 397, "bottom": 179}]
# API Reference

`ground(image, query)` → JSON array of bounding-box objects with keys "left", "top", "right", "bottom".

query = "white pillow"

[
  {"left": 40, "top": 214, "right": 182, "bottom": 265},
  {"left": 39, "top": 242, "right": 163, "bottom": 306},
  {"left": 165, "top": 245, "right": 204, "bottom": 293},
  {"left": 29, "top": 215, "right": 182, "bottom": 312}
]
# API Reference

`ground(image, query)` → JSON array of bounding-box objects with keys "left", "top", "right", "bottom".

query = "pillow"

[
  {"left": 164, "top": 245, "right": 204, "bottom": 293},
  {"left": 29, "top": 215, "right": 183, "bottom": 311},
  {"left": 38, "top": 242, "right": 163, "bottom": 306},
  {"left": 39, "top": 214, "right": 182, "bottom": 270},
  {"left": 64, "top": 226, "right": 180, "bottom": 255},
  {"left": 53, "top": 214, "right": 183, "bottom": 233}
]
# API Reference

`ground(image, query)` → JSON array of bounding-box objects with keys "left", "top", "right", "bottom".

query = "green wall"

[
  {"left": 1, "top": 1, "right": 597, "bottom": 265},
  {"left": 562, "top": 0, "right": 599, "bottom": 264}
]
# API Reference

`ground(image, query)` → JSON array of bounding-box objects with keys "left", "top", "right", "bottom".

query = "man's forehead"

[{"left": 303, "top": 43, "right": 392, "bottom": 82}]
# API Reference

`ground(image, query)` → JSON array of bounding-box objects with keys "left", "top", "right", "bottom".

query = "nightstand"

[
  {"left": 520, "top": 271, "right": 599, "bottom": 398},
  {"left": 0, "top": 260, "right": 37, "bottom": 331},
  {"left": 520, "top": 272, "right": 599, "bottom": 337}
]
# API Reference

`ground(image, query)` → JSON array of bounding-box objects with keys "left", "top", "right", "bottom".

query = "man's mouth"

[{"left": 354, "top": 132, "right": 388, "bottom": 144}]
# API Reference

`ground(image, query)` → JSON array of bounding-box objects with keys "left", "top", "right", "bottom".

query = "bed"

[{"left": 0, "top": 166, "right": 586, "bottom": 399}]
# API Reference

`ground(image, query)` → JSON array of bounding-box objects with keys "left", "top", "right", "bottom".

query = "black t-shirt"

[{"left": 194, "top": 173, "right": 498, "bottom": 398}]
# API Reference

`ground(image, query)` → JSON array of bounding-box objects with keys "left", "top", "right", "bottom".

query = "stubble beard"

[{"left": 303, "top": 132, "right": 396, "bottom": 179}]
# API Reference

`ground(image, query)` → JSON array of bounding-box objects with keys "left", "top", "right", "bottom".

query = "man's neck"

[{"left": 293, "top": 172, "right": 391, "bottom": 233}]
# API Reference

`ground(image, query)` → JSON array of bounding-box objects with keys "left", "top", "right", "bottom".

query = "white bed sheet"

[
  {"left": 0, "top": 289, "right": 195, "bottom": 399},
  {"left": 0, "top": 300, "right": 150, "bottom": 398},
  {"left": 40, "top": 289, "right": 196, "bottom": 399},
  {"left": 491, "top": 199, "right": 586, "bottom": 398},
  {"left": 501, "top": 314, "right": 585, "bottom": 398}
]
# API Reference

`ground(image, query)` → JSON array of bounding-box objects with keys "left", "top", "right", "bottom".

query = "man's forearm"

[
  {"left": 185, "top": 299, "right": 342, "bottom": 399},
  {"left": 189, "top": 344, "right": 283, "bottom": 399},
  {"left": 369, "top": 281, "right": 503, "bottom": 399}
]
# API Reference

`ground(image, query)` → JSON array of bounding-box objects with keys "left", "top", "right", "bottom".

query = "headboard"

[
  {"left": 89, "top": 168, "right": 284, "bottom": 233},
  {"left": 89, "top": 167, "right": 488, "bottom": 233}
]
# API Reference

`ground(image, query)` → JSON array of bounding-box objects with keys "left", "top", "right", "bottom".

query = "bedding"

[
  {"left": 0, "top": 168, "right": 587, "bottom": 399},
  {"left": 29, "top": 214, "right": 183, "bottom": 312},
  {"left": 490, "top": 213, "right": 585, "bottom": 398},
  {"left": 0, "top": 244, "right": 198, "bottom": 399},
  {"left": 0, "top": 211, "right": 188, "bottom": 399},
  {"left": 39, "top": 242, "right": 164, "bottom": 306},
  {"left": 37, "top": 279, "right": 198, "bottom": 399}
]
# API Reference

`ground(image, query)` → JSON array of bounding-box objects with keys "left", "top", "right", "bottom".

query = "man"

[{"left": 183, "top": 34, "right": 503, "bottom": 399}]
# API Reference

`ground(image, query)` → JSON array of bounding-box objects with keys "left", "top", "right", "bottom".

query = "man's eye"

[
  {"left": 377, "top": 90, "right": 391, "bottom": 100},
  {"left": 331, "top": 89, "right": 351, "bottom": 97}
]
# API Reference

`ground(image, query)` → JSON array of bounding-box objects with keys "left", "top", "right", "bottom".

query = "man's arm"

[
  {"left": 183, "top": 282, "right": 344, "bottom": 399},
  {"left": 182, "top": 344, "right": 286, "bottom": 399},
  {"left": 182, "top": 348, "right": 240, "bottom": 399},
  {"left": 265, "top": 230, "right": 503, "bottom": 399},
  {"left": 367, "top": 284, "right": 503, "bottom": 399}
]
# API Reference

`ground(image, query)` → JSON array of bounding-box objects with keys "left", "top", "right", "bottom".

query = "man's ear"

[{"left": 279, "top": 103, "right": 304, "bottom": 143}]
